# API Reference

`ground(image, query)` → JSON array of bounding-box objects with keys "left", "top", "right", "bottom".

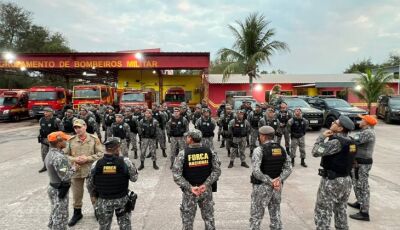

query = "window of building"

[{"left": 321, "top": 91, "right": 334, "bottom": 95}]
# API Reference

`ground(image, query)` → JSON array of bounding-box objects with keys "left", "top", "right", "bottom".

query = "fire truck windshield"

[
  {"left": 0, "top": 97, "right": 17, "bottom": 106},
  {"left": 122, "top": 93, "right": 144, "bottom": 102},
  {"left": 165, "top": 94, "right": 185, "bottom": 102},
  {"left": 29, "top": 92, "right": 57, "bottom": 101},
  {"left": 74, "top": 89, "right": 100, "bottom": 98}
]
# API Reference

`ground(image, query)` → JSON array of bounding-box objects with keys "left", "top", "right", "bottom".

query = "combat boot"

[
  {"left": 227, "top": 149, "right": 231, "bottom": 157},
  {"left": 134, "top": 151, "right": 138, "bottom": 159},
  {"left": 153, "top": 161, "right": 159, "bottom": 170},
  {"left": 138, "top": 161, "right": 144, "bottom": 171},
  {"left": 241, "top": 162, "right": 250, "bottom": 168},
  {"left": 217, "top": 134, "right": 220, "bottom": 142},
  {"left": 38, "top": 165, "right": 47, "bottom": 173},
  {"left": 220, "top": 140, "right": 225, "bottom": 148},
  {"left": 286, "top": 147, "right": 291, "bottom": 155},
  {"left": 291, "top": 158, "right": 295, "bottom": 167},
  {"left": 170, "top": 161, "right": 174, "bottom": 170},
  {"left": 301, "top": 158, "right": 308, "bottom": 167},
  {"left": 350, "top": 212, "right": 370, "bottom": 221},
  {"left": 162, "top": 149, "right": 167, "bottom": 158},
  {"left": 228, "top": 161, "right": 234, "bottom": 168},
  {"left": 250, "top": 149, "right": 253, "bottom": 158},
  {"left": 68, "top": 208, "right": 83, "bottom": 227},
  {"left": 347, "top": 201, "right": 361, "bottom": 209}
]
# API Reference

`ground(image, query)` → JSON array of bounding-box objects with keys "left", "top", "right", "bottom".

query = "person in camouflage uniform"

[
  {"left": 228, "top": 109, "right": 251, "bottom": 168},
  {"left": 45, "top": 131, "right": 78, "bottom": 230},
  {"left": 258, "top": 108, "right": 280, "bottom": 141},
  {"left": 180, "top": 102, "right": 192, "bottom": 123},
  {"left": 195, "top": 108, "right": 216, "bottom": 151},
  {"left": 87, "top": 137, "right": 139, "bottom": 230},
  {"left": 38, "top": 107, "right": 63, "bottom": 173},
  {"left": 61, "top": 109, "right": 77, "bottom": 135},
  {"left": 249, "top": 126, "right": 292, "bottom": 230},
  {"left": 104, "top": 106, "right": 116, "bottom": 141},
  {"left": 167, "top": 107, "right": 189, "bottom": 169},
  {"left": 348, "top": 115, "right": 377, "bottom": 221},
  {"left": 287, "top": 108, "right": 309, "bottom": 167},
  {"left": 216, "top": 101, "right": 226, "bottom": 142},
  {"left": 78, "top": 107, "right": 101, "bottom": 140},
  {"left": 219, "top": 104, "right": 234, "bottom": 156},
  {"left": 192, "top": 104, "right": 202, "bottom": 125},
  {"left": 172, "top": 129, "right": 221, "bottom": 230},
  {"left": 138, "top": 109, "right": 160, "bottom": 170},
  {"left": 111, "top": 114, "right": 131, "bottom": 158},
  {"left": 124, "top": 108, "right": 139, "bottom": 159},
  {"left": 312, "top": 115, "right": 357, "bottom": 230},
  {"left": 248, "top": 104, "right": 263, "bottom": 157},
  {"left": 152, "top": 104, "right": 168, "bottom": 157},
  {"left": 276, "top": 102, "right": 292, "bottom": 155}
]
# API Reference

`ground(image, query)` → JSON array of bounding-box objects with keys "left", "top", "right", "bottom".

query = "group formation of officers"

[{"left": 38, "top": 98, "right": 377, "bottom": 230}]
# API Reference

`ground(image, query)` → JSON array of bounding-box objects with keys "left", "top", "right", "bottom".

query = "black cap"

[{"left": 104, "top": 137, "right": 121, "bottom": 149}]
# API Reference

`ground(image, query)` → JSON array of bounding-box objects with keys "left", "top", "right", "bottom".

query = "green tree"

[
  {"left": 354, "top": 69, "right": 394, "bottom": 114},
  {"left": 217, "top": 13, "right": 289, "bottom": 92},
  {"left": 344, "top": 58, "right": 376, "bottom": 73}
]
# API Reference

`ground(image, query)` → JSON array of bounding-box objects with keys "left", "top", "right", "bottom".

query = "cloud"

[{"left": 346, "top": 47, "right": 360, "bottom": 53}]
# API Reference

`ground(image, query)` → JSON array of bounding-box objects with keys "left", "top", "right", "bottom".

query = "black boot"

[
  {"left": 347, "top": 201, "right": 361, "bottom": 209},
  {"left": 134, "top": 151, "right": 138, "bottom": 159},
  {"left": 291, "top": 158, "right": 295, "bottom": 167},
  {"left": 138, "top": 161, "right": 144, "bottom": 171},
  {"left": 68, "top": 208, "right": 83, "bottom": 227},
  {"left": 153, "top": 161, "right": 159, "bottom": 170},
  {"left": 170, "top": 161, "right": 174, "bottom": 170},
  {"left": 228, "top": 161, "right": 234, "bottom": 168},
  {"left": 250, "top": 149, "right": 253, "bottom": 158},
  {"left": 220, "top": 140, "right": 225, "bottom": 148},
  {"left": 301, "top": 158, "right": 308, "bottom": 167},
  {"left": 38, "top": 165, "right": 47, "bottom": 173},
  {"left": 217, "top": 134, "right": 220, "bottom": 142},
  {"left": 168, "top": 137, "right": 171, "bottom": 143},
  {"left": 227, "top": 149, "right": 231, "bottom": 157},
  {"left": 241, "top": 162, "right": 249, "bottom": 168},
  {"left": 162, "top": 149, "right": 167, "bottom": 158},
  {"left": 286, "top": 147, "right": 291, "bottom": 155},
  {"left": 350, "top": 212, "right": 370, "bottom": 221}
]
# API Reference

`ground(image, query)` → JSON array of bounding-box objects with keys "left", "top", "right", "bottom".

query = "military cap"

[
  {"left": 294, "top": 107, "right": 302, "bottom": 112},
  {"left": 43, "top": 107, "right": 54, "bottom": 113},
  {"left": 107, "top": 106, "right": 114, "bottom": 110},
  {"left": 255, "top": 103, "right": 261, "bottom": 107},
  {"left": 237, "top": 109, "right": 246, "bottom": 114},
  {"left": 195, "top": 104, "right": 202, "bottom": 109},
  {"left": 104, "top": 137, "right": 121, "bottom": 149},
  {"left": 338, "top": 115, "right": 355, "bottom": 131},
  {"left": 173, "top": 107, "right": 180, "bottom": 112},
  {"left": 73, "top": 119, "right": 86, "bottom": 127},
  {"left": 258, "top": 126, "right": 275, "bottom": 135},
  {"left": 225, "top": 104, "right": 232, "bottom": 109},
  {"left": 202, "top": 108, "right": 211, "bottom": 113},
  {"left": 79, "top": 107, "right": 88, "bottom": 112},
  {"left": 184, "top": 129, "right": 202, "bottom": 139},
  {"left": 66, "top": 109, "right": 74, "bottom": 113},
  {"left": 47, "top": 131, "right": 70, "bottom": 142},
  {"left": 115, "top": 113, "right": 123, "bottom": 118}
]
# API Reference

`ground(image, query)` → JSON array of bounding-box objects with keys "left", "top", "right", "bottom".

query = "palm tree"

[
  {"left": 354, "top": 68, "right": 394, "bottom": 114},
  {"left": 217, "top": 13, "right": 289, "bottom": 92}
]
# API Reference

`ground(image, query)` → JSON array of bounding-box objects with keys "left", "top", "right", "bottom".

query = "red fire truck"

[
  {"left": 0, "top": 89, "right": 30, "bottom": 121},
  {"left": 28, "top": 86, "right": 70, "bottom": 118},
  {"left": 72, "top": 84, "right": 116, "bottom": 110},
  {"left": 119, "top": 88, "right": 155, "bottom": 110},
  {"left": 164, "top": 87, "right": 187, "bottom": 110}
]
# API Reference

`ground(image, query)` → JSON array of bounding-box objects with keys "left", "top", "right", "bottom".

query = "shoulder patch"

[{"left": 317, "top": 146, "right": 325, "bottom": 153}]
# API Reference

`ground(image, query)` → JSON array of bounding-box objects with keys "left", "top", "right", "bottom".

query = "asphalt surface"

[{"left": 0, "top": 119, "right": 399, "bottom": 229}]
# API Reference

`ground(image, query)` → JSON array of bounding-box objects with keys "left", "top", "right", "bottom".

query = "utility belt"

[
  {"left": 355, "top": 158, "right": 373, "bottom": 165},
  {"left": 250, "top": 175, "right": 283, "bottom": 185},
  {"left": 50, "top": 181, "right": 71, "bottom": 199},
  {"left": 318, "top": 169, "right": 348, "bottom": 180}
]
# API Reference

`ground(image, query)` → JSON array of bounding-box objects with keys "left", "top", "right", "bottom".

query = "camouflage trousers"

[
  {"left": 250, "top": 184, "right": 282, "bottom": 230},
  {"left": 201, "top": 136, "right": 214, "bottom": 151},
  {"left": 47, "top": 186, "right": 69, "bottom": 230},
  {"left": 276, "top": 127, "right": 290, "bottom": 148},
  {"left": 105, "top": 126, "right": 113, "bottom": 141},
  {"left": 120, "top": 139, "right": 129, "bottom": 158},
  {"left": 95, "top": 196, "right": 131, "bottom": 230},
  {"left": 41, "top": 140, "right": 49, "bottom": 162},
  {"left": 250, "top": 128, "right": 259, "bottom": 151},
  {"left": 180, "top": 189, "right": 215, "bottom": 230},
  {"left": 128, "top": 132, "right": 138, "bottom": 152},
  {"left": 290, "top": 136, "right": 306, "bottom": 159},
  {"left": 314, "top": 176, "right": 352, "bottom": 230},
  {"left": 157, "top": 128, "right": 167, "bottom": 150},
  {"left": 140, "top": 138, "right": 156, "bottom": 161},
  {"left": 222, "top": 131, "right": 232, "bottom": 151},
  {"left": 170, "top": 136, "right": 185, "bottom": 164},
  {"left": 231, "top": 137, "right": 247, "bottom": 163},
  {"left": 351, "top": 164, "right": 372, "bottom": 213}
]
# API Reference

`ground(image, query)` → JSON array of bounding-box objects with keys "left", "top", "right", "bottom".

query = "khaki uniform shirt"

[{"left": 65, "top": 134, "right": 104, "bottom": 178}]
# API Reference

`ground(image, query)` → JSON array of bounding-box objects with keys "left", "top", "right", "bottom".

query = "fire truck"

[
  {"left": 0, "top": 89, "right": 29, "bottom": 121},
  {"left": 28, "top": 86, "right": 70, "bottom": 118},
  {"left": 119, "top": 88, "right": 155, "bottom": 110},
  {"left": 164, "top": 87, "right": 187, "bottom": 110},
  {"left": 72, "top": 84, "right": 116, "bottom": 110}
]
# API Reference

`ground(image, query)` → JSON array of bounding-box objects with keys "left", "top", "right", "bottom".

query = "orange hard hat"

[
  {"left": 47, "top": 131, "right": 71, "bottom": 142},
  {"left": 358, "top": 114, "right": 378, "bottom": 126}
]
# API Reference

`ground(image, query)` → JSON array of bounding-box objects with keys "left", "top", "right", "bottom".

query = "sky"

[{"left": 11, "top": 0, "right": 400, "bottom": 74}]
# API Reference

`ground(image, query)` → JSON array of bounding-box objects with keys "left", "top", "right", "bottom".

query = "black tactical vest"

[
  {"left": 94, "top": 111, "right": 101, "bottom": 123},
  {"left": 222, "top": 113, "right": 234, "bottom": 130},
  {"left": 320, "top": 135, "right": 357, "bottom": 176},
  {"left": 217, "top": 105, "right": 225, "bottom": 117},
  {"left": 94, "top": 156, "right": 129, "bottom": 199},
  {"left": 134, "top": 112, "right": 143, "bottom": 122},
  {"left": 291, "top": 118, "right": 306, "bottom": 138},
  {"left": 251, "top": 142, "right": 287, "bottom": 183},
  {"left": 198, "top": 118, "right": 215, "bottom": 137},
  {"left": 63, "top": 116, "right": 75, "bottom": 133},
  {"left": 192, "top": 112, "right": 201, "bottom": 124},
  {"left": 153, "top": 111, "right": 164, "bottom": 129},
  {"left": 278, "top": 110, "right": 290, "bottom": 124},
  {"left": 84, "top": 117, "right": 94, "bottom": 134},
  {"left": 232, "top": 119, "right": 247, "bottom": 137},
  {"left": 182, "top": 147, "right": 212, "bottom": 186},
  {"left": 124, "top": 115, "right": 138, "bottom": 133},
  {"left": 40, "top": 117, "right": 58, "bottom": 137},
  {"left": 141, "top": 119, "right": 156, "bottom": 138},
  {"left": 105, "top": 114, "right": 115, "bottom": 126},
  {"left": 250, "top": 112, "right": 263, "bottom": 128},
  {"left": 265, "top": 117, "right": 279, "bottom": 131},
  {"left": 169, "top": 117, "right": 186, "bottom": 137},
  {"left": 113, "top": 123, "right": 126, "bottom": 139}
]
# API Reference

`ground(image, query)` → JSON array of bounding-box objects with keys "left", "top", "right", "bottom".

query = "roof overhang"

[{"left": 315, "top": 82, "right": 355, "bottom": 88}]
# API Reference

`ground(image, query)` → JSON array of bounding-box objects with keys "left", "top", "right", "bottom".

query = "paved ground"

[{"left": 0, "top": 119, "right": 399, "bottom": 229}]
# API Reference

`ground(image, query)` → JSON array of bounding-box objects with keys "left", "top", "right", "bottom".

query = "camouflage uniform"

[
  {"left": 104, "top": 112, "right": 116, "bottom": 141},
  {"left": 79, "top": 114, "right": 101, "bottom": 139},
  {"left": 312, "top": 133, "right": 354, "bottom": 230},
  {"left": 258, "top": 116, "right": 280, "bottom": 142},
  {"left": 249, "top": 141, "right": 292, "bottom": 230},
  {"left": 39, "top": 116, "right": 62, "bottom": 165},
  {"left": 248, "top": 110, "right": 263, "bottom": 154},
  {"left": 195, "top": 116, "right": 217, "bottom": 151},
  {"left": 166, "top": 116, "right": 189, "bottom": 165},
  {"left": 124, "top": 114, "right": 139, "bottom": 153},
  {"left": 87, "top": 153, "right": 138, "bottom": 230},
  {"left": 111, "top": 121, "right": 131, "bottom": 158},
  {"left": 172, "top": 142, "right": 221, "bottom": 230},
  {"left": 219, "top": 112, "right": 234, "bottom": 154},
  {"left": 45, "top": 147, "right": 76, "bottom": 230},
  {"left": 228, "top": 118, "right": 251, "bottom": 163},
  {"left": 153, "top": 109, "right": 167, "bottom": 151},
  {"left": 287, "top": 116, "right": 309, "bottom": 159},
  {"left": 138, "top": 118, "right": 159, "bottom": 162},
  {"left": 276, "top": 110, "right": 292, "bottom": 150},
  {"left": 351, "top": 127, "right": 375, "bottom": 214}
]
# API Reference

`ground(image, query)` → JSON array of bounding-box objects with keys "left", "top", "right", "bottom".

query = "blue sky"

[{"left": 12, "top": 0, "right": 400, "bottom": 73}]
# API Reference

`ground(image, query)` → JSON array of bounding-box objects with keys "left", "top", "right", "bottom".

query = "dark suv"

[
  {"left": 376, "top": 95, "right": 400, "bottom": 123},
  {"left": 275, "top": 97, "right": 324, "bottom": 131},
  {"left": 304, "top": 97, "right": 368, "bottom": 128}
]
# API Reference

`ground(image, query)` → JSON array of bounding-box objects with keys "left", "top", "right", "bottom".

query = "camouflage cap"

[
  {"left": 173, "top": 107, "right": 180, "bottom": 112},
  {"left": 259, "top": 126, "right": 275, "bottom": 135},
  {"left": 237, "top": 109, "right": 246, "bottom": 114},
  {"left": 66, "top": 109, "right": 74, "bottom": 113},
  {"left": 202, "top": 108, "right": 211, "bottom": 113},
  {"left": 104, "top": 137, "right": 121, "bottom": 149},
  {"left": 195, "top": 104, "right": 202, "bottom": 109},
  {"left": 184, "top": 129, "right": 202, "bottom": 139},
  {"left": 115, "top": 113, "right": 124, "bottom": 118},
  {"left": 79, "top": 107, "right": 88, "bottom": 112},
  {"left": 339, "top": 115, "right": 355, "bottom": 131},
  {"left": 73, "top": 119, "right": 86, "bottom": 127},
  {"left": 43, "top": 107, "right": 54, "bottom": 113},
  {"left": 255, "top": 103, "right": 261, "bottom": 107}
]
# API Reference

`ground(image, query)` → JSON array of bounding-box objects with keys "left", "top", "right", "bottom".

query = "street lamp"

[
  {"left": 354, "top": 85, "right": 362, "bottom": 92},
  {"left": 135, "top": 52, "right": 143, "bottom": 60},
  {"left": 3, "top": 52, "right": 16, "bottom": 63}
]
